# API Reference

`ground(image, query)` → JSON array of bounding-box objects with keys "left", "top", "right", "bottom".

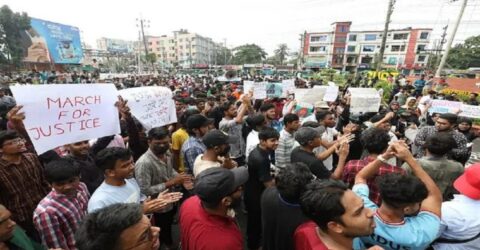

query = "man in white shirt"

[
  {"left": 315, "top": 110, "right": 339, "bottom": 171},
  {"left": 246, "top": 114, "right": 266, "bottom": 159},
  {"left": 433, "top": 163, "right": 480, "bottom": 249}
]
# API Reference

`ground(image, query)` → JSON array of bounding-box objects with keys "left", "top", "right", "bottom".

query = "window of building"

[
  {"left": 338, "top": 26, "right": 349, "bottom": 32},
  {"left": 334, "top": 48, "right": 345, "bottom": 54},
  {"left": 156, "top": 41, "right": 160, "bottom": 45},
  {"left": 420, "top": 32, "right": 429, "bottom": 39},
  {"left": 417, "top": 55, "right": 426, "bottom": 62},
  {"left": 387, "top": 57, "right": 397, "bottom": 65},
  {"left": 361, "top": 56, "right": 373, "bottom": 64},
  {"left": 310, "top": 35, "right": 327, "bottom": 42},
  {"left": 309, "top": 46, "right": 326, "bottom": 52},
  {"left": 417, "top": 45, "right": 426, "bottom": 52},
  {"left": 393, "top": 33, "right": 409, "bottom": 40},
  {"left": 346, "top": 56, "right": 357, "bottom": 63},
  {"left": 362, "top": 45, "right": 375, "bottom": 52},
  {"left": 365, "top": 34, "right": 377, "bottom": 41},
  {"left": 335, "top": 37, "right": 346, "bottom": 43},
  {"left": 391, "top": 45, "right": 406, "bottom": 52},
  {"left": 348, "top": 34, "right": 357, "bottom": 41},
  {"left": 347, "top": 45, "right": 356, "bottom": 52}
]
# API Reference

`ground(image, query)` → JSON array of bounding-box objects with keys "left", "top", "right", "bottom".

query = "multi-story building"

[
  {"left": 302, "top": 21, "right": 432, "bottom": 74},
  {"left": 146, "top": 29, "right": 223, "bottom": 67}
]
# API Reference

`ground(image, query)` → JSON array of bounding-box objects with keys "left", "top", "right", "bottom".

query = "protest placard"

[
  {"left": 295, "top": 86, "right": 327, "bottom": 105},
  {"left": 295, "top": 102, "right": 314, "bottom": 118},
  {"left": 266, "top": 82, "right": 283, "bottom": 98},
  {"left": 11, "top": 84, "right": 120, "bottom": 154},
  {"left": 282, "top": 79, "right": 296, "bottom": 97},
  {"left": 429, "top": 100, "right": 462, "bottom": 114},
  {"left": 252, "top": 82, "right": 267, "bottom": 99},
  {"left": 459, "top": 104, "right": 480, "bottom": 119},
  {"left": 243, "top": 81, "right": 254, "bottom": 93},
  {"left": 119, "top": 86, "right": 177, "bottom": 131},
  {"left": 349, "top": 88, "right": 381, "bottom": 113},
  {"left": 323, "top": 86, "right": 339, "bottom": 102}
]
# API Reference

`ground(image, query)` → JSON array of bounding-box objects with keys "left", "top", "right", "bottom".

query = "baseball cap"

[
  {"left": 453, "top": 163, "right": 480, "bottom": 200},
  {"left": 195, "top": 167, "right": 249, "bottom": 203},
  {"left": 186, "top": 114, "right": 214, "bottom": 130},
  {"left": 295, "top": 127, "right": 321, "bottom": 146},
  {"left": 314, "top": 101, "right": 329, "bottom": 109},
  {"left": 202, "top": 129, "right": 236, "bottom": 148}
]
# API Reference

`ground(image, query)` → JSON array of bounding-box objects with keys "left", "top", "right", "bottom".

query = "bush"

[{"left": 374, "top": 79, "right": 393, "bottom": 104}]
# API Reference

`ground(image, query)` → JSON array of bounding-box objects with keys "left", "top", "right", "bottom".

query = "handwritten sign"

[
  {"left": 119, "top": 87, "right": 177, "bottom": 131},
  {"left": 349, "top": 88, "right": 381, "bottom": 113},
  {"left": 323, "top": 86, "right": 339, "bottom": 102},
  {"left": 429, "top": 100, "right": 462, "bottom": 114},
  {"left": 459, "top": 104, "right": 480, "bottom": 119},
  {"left": 11, "top": 84, "right": 120, "bottom": 154},
  {"left": 243, "top": 81, "right": 254, "bottom": 93},
  {"left": 295, "top": 86, "right": 327, "bottom": 105},
  {"left": 252, "top": 82, "right": 267, "bottom": 99}
]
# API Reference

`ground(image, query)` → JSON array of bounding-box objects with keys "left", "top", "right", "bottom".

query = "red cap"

[{"left": 454, "top": 163, "right": 480, "bottom": 200}]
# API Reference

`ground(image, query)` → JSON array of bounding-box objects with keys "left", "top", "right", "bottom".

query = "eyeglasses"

[
  {"left": 2, "top": 138, "right": 26, "bottom": 147},
  {"left": 123, "top": 222, "right": 157, "bottom": 250}
]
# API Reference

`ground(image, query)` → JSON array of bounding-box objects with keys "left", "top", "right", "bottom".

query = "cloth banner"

[
  {"left": 119, "top": 86, "right": 177, "bottom": 131},
  {"left": 11, "top": 84, "right": 120, "bottom": 154},
  {"left": 349, "top": 88, "right": 381, "bottom": 113}
]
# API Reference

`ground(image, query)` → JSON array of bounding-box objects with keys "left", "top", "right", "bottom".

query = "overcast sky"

[{"left": 4, "top": 0, "right": 480, "bottom": 55}]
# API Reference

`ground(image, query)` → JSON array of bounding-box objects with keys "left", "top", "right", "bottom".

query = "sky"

[{"left": 3, "top": 0, "right": 480, "bottom": 55}]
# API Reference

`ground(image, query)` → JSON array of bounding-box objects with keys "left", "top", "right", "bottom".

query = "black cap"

[
  {"left": 195, "top": 167, "right": 249, "bottom": 204},
  {"left": 202, "top": 129, "right": 236, "bottom": 148},
  {"left": 186, "top": 114, "right": 214, "bottom": 130}
]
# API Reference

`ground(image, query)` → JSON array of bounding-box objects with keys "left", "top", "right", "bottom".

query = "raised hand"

[
  {"left": 7, "top": 105, "right": 25, "bottom": 126},
  {"left": 115, "top": 95, "right": 131, "bottom": 118}
]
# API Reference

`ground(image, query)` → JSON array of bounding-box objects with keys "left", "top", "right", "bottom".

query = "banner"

[
  {"left": 349, "top": 88, "right": 381, "bottom": 113},
  {"left": 22, "top": 18, "right": 83, "bottom": 64},
  {"left": 429, "top": 100, "right": 462, "bottom": 114},
  {"left": 11, "top": 84, "right": 120, "bottom": 154},
  {"left": 324, "top": 86, "right": 339, "bottom": 102},
  {"left": 119, "top": 87, "right": 177, "bottom": 131}
]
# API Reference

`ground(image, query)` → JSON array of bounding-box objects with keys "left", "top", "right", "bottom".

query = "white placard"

[
  {"left": 119, "top": 86, "right": 177, "bottom": 131},
  {"left": 459, "top": 104, "right": 480, "bottom": 119},
  {"left": 282, "top": 79, "right": 296, "bottom": 97},
  {"left": 323, "top": 86, "right": 339, "bottom": 102},
  {"left": 243, "top": 81, "right": 254, "bottom": 93},
  {"left": 429, "top": 100, "right": 462, "bottom": 114},
  {"left": 349, "top": 88, "right": 381, "bottom": 113},
  {"left": 295, "top": 86, "right": 327, "bottom": 105},
  {"left": 252, "top": 82, "right": 267, "bottom": 99},
  {"left": 11, "top": 84, "right": 121, "bottom": 154}
]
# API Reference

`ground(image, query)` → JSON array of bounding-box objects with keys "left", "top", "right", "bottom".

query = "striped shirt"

[
  {"left": 181, "top": 136, "right": 206, "bottom": 174},
  {"left": 33, "top": 183, "right": 90, "bottom": 250},
  {"left": 0, "top": 153, "right": 50, "bottom": 227},
  {"left": 275, "top": 129, "right": 296, "bottom": 169}
]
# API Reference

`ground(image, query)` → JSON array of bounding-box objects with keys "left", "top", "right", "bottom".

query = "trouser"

[
  {"left": 154, "top": 208, "right": 177, "bottom": 246},
  {"left": 245, "top": 200, "right": 262, "bottom": 249}
]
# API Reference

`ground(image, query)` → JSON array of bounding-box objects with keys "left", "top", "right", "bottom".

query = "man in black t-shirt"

[
  {"left": 291, "top": 127, "right": 331, "bottom": 179},
  {"left": 261, "top": 162, "right": 313, "bottom": 250},
  {"left": 245, "top": 127, "right": 279, "bottom": 250}
]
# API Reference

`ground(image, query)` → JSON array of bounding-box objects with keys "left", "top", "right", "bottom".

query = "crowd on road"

[{"left": 0, "top": 70, "right": 479, "bottom": 250}]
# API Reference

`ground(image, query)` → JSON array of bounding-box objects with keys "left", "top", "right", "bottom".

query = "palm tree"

[{"left": 274, "top": 44, "right": 289, "bottom": 65}]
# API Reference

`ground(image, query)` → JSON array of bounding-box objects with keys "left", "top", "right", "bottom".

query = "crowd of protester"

[{"left": 0, "top": 71, "right": 479, "bottom": 250}]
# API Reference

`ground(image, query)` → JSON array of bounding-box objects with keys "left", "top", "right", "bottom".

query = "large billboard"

[
  {"left": 22, "top": 18, "right": 83, "bottom": 64},
  {"left": 105, "top": 39, "right": 131, "bottom": 53}
]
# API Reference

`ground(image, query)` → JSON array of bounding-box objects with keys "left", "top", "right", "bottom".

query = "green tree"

[
  {"left": 0, "top": 5, "right": 31, "bottom": 67},
  {"left": 145, "top": 53, "right": 157, "bottom": 64},
  {"left": 231, "top": 44, "right": 267, "bottom": 65},
  {"left": 274, "top": 43, "right": 289, "bottom": 65},
  {"left": 446, "top": 35, "right": 480, "bottom": 69},
  {"left": 215, "top": 47, "right": 232, "bottom": 65},
  {"left": 264, "top": 55, "right": 280, "bottom": 65}
]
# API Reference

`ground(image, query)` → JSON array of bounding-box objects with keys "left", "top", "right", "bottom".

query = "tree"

[
  {"left": 214, "top": 47, "right": 232, "bottom": 65},
  {"left": 274, "top": 43, "right": 289, "bottom": 65},
  {"left": 145, "top": 53, "right": 157, "bottom": 64},
  {"left": 446, "top": 35, "right": 480, "bottom": 69},
  {"left": 0, "top": 5, "right": 31, "bottom": 67},
  {"left": 264, "top": 55, "right": 280, "bottom": 65},
  {"left": 231, "top": 44, "right": 267, "bottom": 65}
]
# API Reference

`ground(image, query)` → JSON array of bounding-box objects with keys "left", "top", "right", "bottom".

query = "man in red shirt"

[
  {"left": 295, "top": 180, "right": 377, "bottom": 250},
  {"left": 179, "top": 167, "right": 248, "bottom": 250}
]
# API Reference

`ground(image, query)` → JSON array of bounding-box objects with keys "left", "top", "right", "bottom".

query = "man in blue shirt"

[
  {"left": 414, "top": 74, "right": 426, "bottom": 97},
  {"left": 354, "top": 141, "right": 442, "bottom": 250}
]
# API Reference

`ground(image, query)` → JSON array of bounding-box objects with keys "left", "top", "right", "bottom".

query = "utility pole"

[
  {"left": 136, "top": 17, "right": 151, "bottom": 72},
  {"left": 223, "top": 38, "right": 227, "bottom": 66},
  {"left": 298, "top": 33, "right": 304, "bottom": 70},
  {"left": 435, "top": 0, "right": 468, "bottom": 77},
  {"left": 376, "top": 0, "right": 396, "bottom": 72}
]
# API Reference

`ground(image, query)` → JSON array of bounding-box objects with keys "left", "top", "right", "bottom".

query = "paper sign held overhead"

[
  {"left": 295, "top": 86, "right": 327, "bottom": 105},
  {"left": 266, "top": 82, "right": 283, "bottom": 98},
  {"left": 11, "top": 84, "right": 121, "bottom": 154},
  {"left": 282, "top": 80, "right": 296, "bottom": 97},
  {"left": 323, "top": 86, "right": 339, "bottom": 102},
  {"left": 428, "top": 100, "right": 462, "bottom": 114},
  {"left": 119, "top": 86, "right": 177, "bottom": 131},
  {"left": 349, "top": 88, "right": 381, "bottom": 113}
]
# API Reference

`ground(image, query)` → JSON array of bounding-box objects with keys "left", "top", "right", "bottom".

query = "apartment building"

[
  {"left": 147, "top": 29, "right": 223, "bottom": 67},
  {"left": 303, "top": 22, "right": 432, "bottom": 74}
]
